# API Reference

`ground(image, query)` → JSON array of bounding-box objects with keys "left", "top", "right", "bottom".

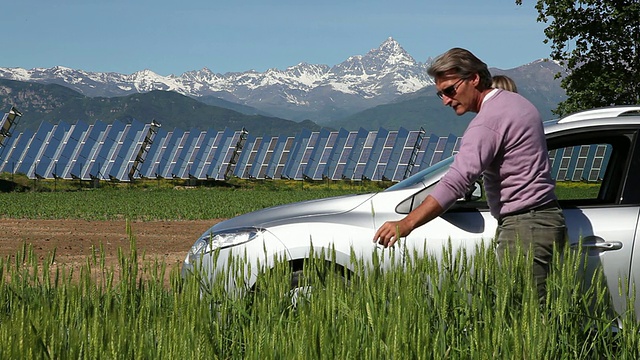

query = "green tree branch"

[{"left": 516, "top": 0, "right": 640, "bottom": 115}]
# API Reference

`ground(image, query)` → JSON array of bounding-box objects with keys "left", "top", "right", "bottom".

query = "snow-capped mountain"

[
  {"left": 1, "top": 38, "right": 564, "bottom": 124},
  {"left": 0, "top": 38, "right": 436, "bottom": 123}
]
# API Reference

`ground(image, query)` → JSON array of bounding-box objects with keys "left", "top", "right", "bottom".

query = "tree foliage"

[{"left": 516, "top": 0, "right": 640, "bottom": 115}]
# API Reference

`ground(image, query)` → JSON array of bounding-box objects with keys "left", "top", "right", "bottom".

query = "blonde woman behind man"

[{"left": 492, "top": 75, "right": 518, "bottom": 93}]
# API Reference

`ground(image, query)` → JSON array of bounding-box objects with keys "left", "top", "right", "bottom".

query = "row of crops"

[
  {"left": 0, "top": 187, "right": 363, "bottom": 220},
  {"left": 0, "top": 180, "right": 599, "bottom": 220},
  {"left": 1, "top": 235, "right": 636, "bottom": 358},
  {"left": 1, "top": 183, "right": 634, "bottom": 358}
]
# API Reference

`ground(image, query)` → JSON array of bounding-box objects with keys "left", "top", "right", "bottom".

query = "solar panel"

[
  {"left": 282, "top": 128, "right": 312, "bottom": 180},
  {"left": 0, "top": 129, "right": 33, "bottom": 174},
  {"left": 303, "top": 129, "right": 330, "bottom": 180},
  {"left": 189, "top": 131, "right": 217, "bottom": 179},
  {"left": 207, "top": 128, "right": 236, "bottom": 180},
  {"left": 341, "top": 128, "right": 370, "bottom": 180},
  {"left": 37, "top": 122, "right": 71, "bottom": 178},
  {"left": 248, "top": 136, "right": 273, "bottom": 179},
  {"left": 264, "top": 136, "right": 289, "bottom": 179},
  {"left": 110, "top": 121, "right": 149, "bottom": 180},
  {"left": 324, "top": 129, "right": 349, "bottom": 180},
  {"left": 19, "top": 122, "right": 55, "bottom": 177},
  {"left": 384, "top": 128, "right": 411, "bottom": 181},
  {"left": 170, "top": 130, "right": 201, "bottom": 179},
  {"left": 0, "top": 115, "right": 611, "bottom": 185},
  {"left": 59, "top": 121, "right": 90, "bottom": 179},
  {"left": 154, "top": 128, "right": 185, "bottom": 178},
  {"left": 110, "top": 120, "right": 151, "bottom": 181},
  {"left": 139, "top": 127, "right": 169, "bottom": 178},
  {"left": 361, "top": 128, "right": 389, "bottom": 181},
  {"left": 77, "top": 121, "right": 109, "bottom": 179},
  {"left": 233, "top": 134, "right": 259, "bottom": 179}
]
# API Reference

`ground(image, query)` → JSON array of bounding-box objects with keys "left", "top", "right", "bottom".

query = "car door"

[
  {"left": 382, "top": 124, "right": 640, "bottom": 318},
  {"left": 548, "top": 127, "right": 640, "bottom": 317},
  {"left": 390, "top": 181, "right": 497, "bottom": 262}
]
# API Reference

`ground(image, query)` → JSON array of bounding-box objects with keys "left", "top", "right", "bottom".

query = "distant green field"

[
  {"left": 0, "top": 180, "right": 598, "bottom": 220},
  {"left": 0, "top": 187, "right": 370, "bottom": 220},
  {"left": 555, "top": 181, "right": 600, "bottom": 199}
]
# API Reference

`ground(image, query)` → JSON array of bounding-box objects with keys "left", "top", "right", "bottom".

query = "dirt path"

[{"left": 0, "top": 219, "right": 221, "bottom": 279}]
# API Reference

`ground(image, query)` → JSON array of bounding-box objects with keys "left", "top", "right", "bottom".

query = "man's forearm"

[
  {"left": 403, "top": 194, "right": 444, "bottom": 231},
  {"left": 373, "top": 195, "right": 445, "bottom": 247}
]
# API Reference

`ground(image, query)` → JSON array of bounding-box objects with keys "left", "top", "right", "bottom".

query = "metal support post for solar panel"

[
  {"left": 53, "top": 160, "right": 58, "bottom": 191},
  {"left": 0, "top": 106, "right": 23, "bottom": 159},
  {"left": 155, "top": 173, "right": 164, "bottom": 188},
  {"left": 404, "top": 127, "right": 426, "bottom": 180},
  {"left": 34, "top": 160, "right": 40, "bottom": 191},
  {"left": 128, "top": 120, "right": 161, "bottom": 182},
  {"left": 325, "top": 152, "right": 337, "bottom": 183},
  {"left": 90, "top": 162, "right": 103, "bottom": 188},
  {"left": 302, "top": 154, "right": 314, "bottom": 183},
  {"left": 224, "top": 127, "right": 248, "bottom": 180},
  {"left": 188, "top": 163, "right": 197, "bottom": 186}
]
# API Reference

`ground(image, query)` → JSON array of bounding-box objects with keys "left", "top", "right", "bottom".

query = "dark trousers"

[{"left": 495, "top": 206, "right": 567, "bottom": 302}]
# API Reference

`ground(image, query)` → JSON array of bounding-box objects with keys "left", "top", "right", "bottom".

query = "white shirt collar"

[{"left": 482, "top": 88, "right": 499, "bottom": 105}]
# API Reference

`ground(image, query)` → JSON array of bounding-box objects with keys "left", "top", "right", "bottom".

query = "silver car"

[{"left": 183, "top": 105, "right": 640, "bottom": 316}]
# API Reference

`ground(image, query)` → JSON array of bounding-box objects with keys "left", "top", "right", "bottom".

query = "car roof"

[
  {"left": 544, "top": 106, "right": 640, "bottom": 134},
  {"left": 557, "top": 106, "right": 640, "bottom": 123}
]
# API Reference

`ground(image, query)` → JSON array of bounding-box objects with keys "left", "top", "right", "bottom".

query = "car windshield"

[{"left": 384, "top": 156, "right": 454, "bottom": 191}]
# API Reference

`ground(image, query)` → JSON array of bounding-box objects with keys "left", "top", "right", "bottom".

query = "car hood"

[{"left": 212, "top": 192, "right": 377, "bottom": 232}]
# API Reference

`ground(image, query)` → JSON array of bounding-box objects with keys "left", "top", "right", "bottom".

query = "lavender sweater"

[{"left": 430, "top": 89, "right": 557, "bottom": 218}]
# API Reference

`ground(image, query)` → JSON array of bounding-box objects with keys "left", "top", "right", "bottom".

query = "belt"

[{"left": 499, "top": 200, "right": 560, "bottom": 222}]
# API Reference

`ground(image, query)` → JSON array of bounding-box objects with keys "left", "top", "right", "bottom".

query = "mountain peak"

[
  {"left": 379, "top": 37, "right": 401, "bottom": 52},
  {"left": 52, "top": 65, "right": 73, "bottom": 72},
  {"left": 361, "top": 37, "right": 416, "bottom": 68}
]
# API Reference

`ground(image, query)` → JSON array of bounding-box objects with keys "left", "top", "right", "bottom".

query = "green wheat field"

[{"left": 1, "top": 180, "right": 637, "bottom": 358}]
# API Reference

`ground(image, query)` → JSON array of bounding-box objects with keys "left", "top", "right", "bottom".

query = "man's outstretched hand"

[
  {"left": 373, "top": 219, "right": 413, "bottom": 248},
  {"left": 372, "top": 195, "right": 444, "bottom": 248}
]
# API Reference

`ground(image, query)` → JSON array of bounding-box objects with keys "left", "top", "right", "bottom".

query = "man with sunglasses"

[{"left": 374, "top": 47, "right": 566, "bottom": 302}]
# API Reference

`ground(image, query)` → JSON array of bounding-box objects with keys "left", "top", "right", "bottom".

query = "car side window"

[
  {"left": 549, "top": 144, "right": 611, "bottom": 202},
  {"left": 548, "top": 131, "right": 632, "bottom": 206},
  {"left": 396, "top": 186, "right": 430, "bottom": 214},
  {"left": 396, "top": 130, "right": 636, "bottom": 214},
  {"left": 396, "top": 180, "right": 487, "bottom": 215}
]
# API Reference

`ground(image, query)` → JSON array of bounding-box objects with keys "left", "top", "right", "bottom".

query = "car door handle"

[
  {"left": 578, "top": 236, "right": 623, "bottom": 251},
  {"left": 587, "top": 241, "right": 623, "bottom": 251}
]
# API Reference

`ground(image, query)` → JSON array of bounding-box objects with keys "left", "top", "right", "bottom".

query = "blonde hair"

[{"left": 492, "top": 75, "right": 518, "bottom": 93}]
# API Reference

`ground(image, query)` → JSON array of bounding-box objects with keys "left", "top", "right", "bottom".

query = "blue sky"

[{"left": 4, "top": 1, "right": 550, "bottom": 76}]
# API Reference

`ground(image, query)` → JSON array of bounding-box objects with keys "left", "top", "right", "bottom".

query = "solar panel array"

[{"left": 0, "top": 118, "right": 609, "bottom": 183}]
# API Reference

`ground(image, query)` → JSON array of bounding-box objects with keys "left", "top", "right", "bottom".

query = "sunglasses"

[{"left": 436, "top": 78, "right": 466, "bottom": 100}]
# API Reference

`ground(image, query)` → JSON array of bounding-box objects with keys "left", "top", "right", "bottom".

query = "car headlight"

[{"left": 188, "top": 227, "right": 264, "bottom": 259}]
